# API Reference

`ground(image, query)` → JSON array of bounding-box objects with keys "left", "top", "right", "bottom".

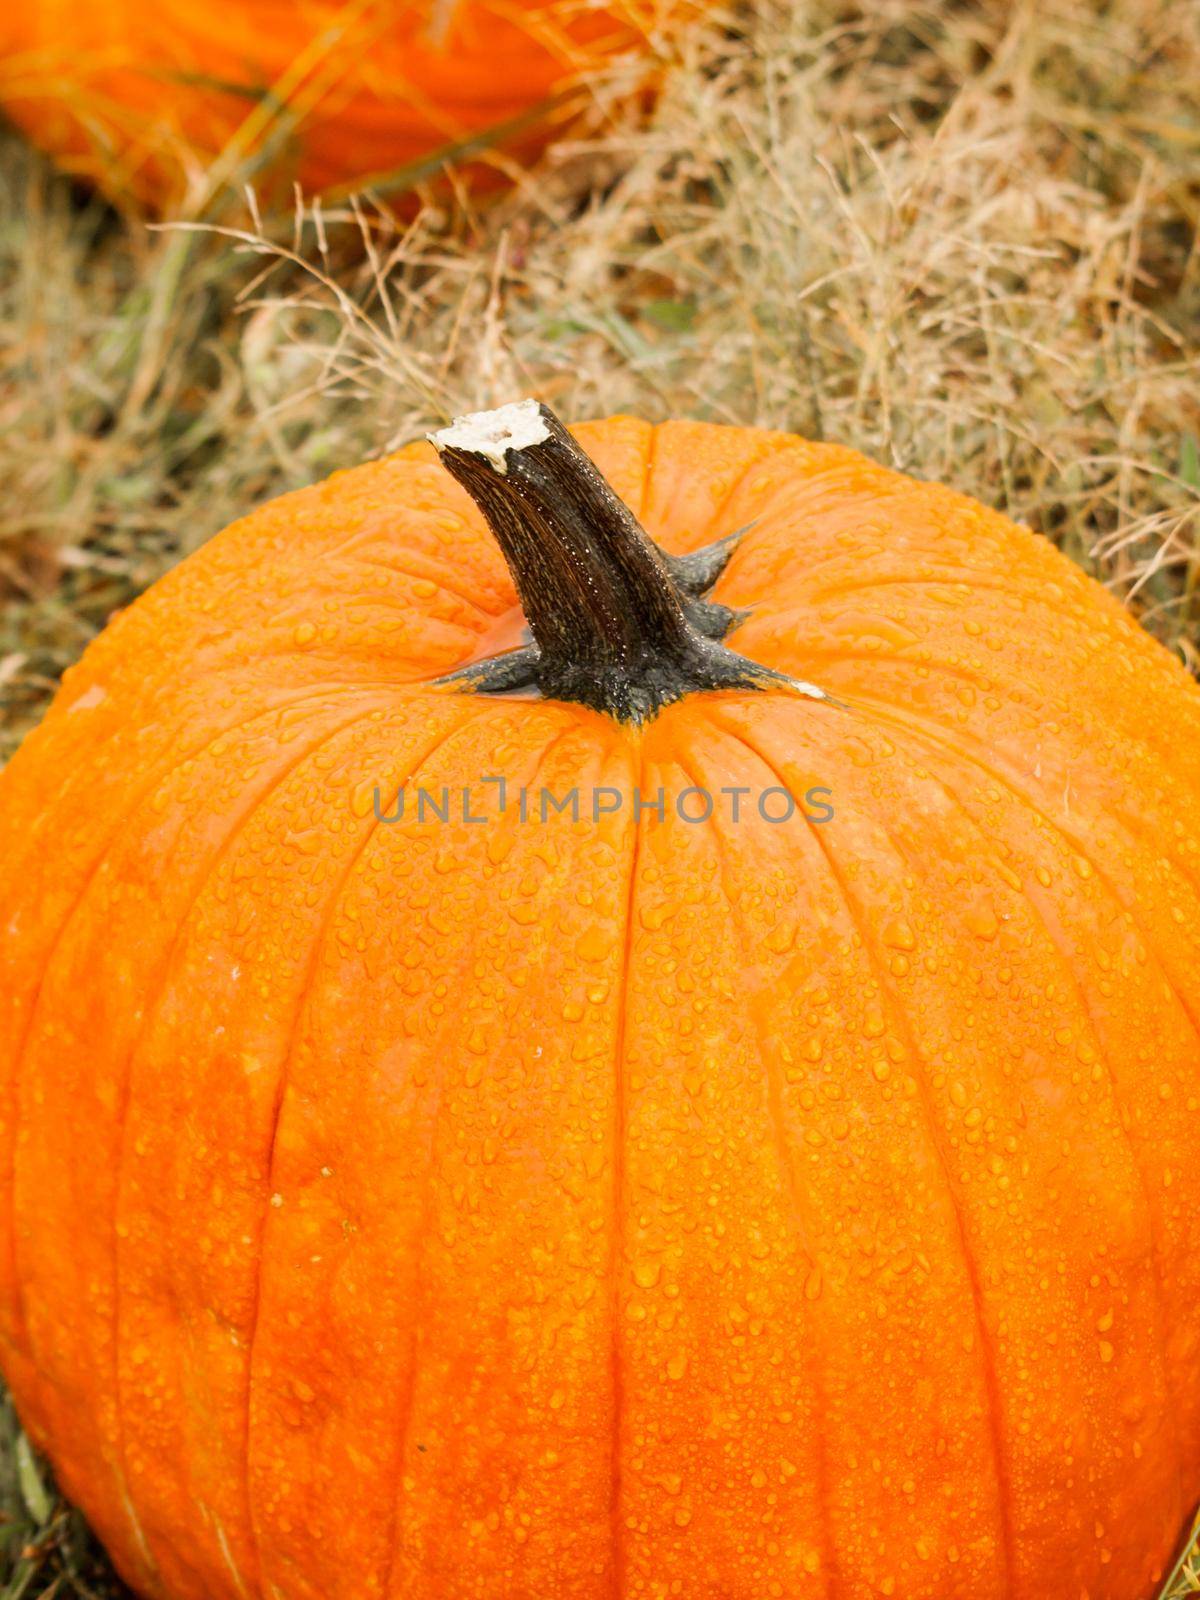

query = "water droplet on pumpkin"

[
  {"left": 486, "top": 832, "right": 513, "bottom": 865},
  {"left": 576, "top": 927, "right": 614, "bottom": 962},
  {"left": 640, "top": 902, "right": 679, "bottom": 932},
  {"left": 994, "top": 860, "right": 1022, "bottom": 892}
]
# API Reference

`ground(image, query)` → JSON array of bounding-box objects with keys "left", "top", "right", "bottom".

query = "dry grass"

[{"left": 0, "top": 0, "right": 1199, "bottom": 1592}]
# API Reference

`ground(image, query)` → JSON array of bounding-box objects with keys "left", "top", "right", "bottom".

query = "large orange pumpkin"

[
  {"left": 1, "top": 400, "right": 1199, "bottom": 1599},
  {"left": 0, "top": 1, "right": 676, "bottom": 210}
]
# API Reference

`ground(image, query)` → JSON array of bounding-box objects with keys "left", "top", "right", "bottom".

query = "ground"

[{"left": 0, "top": 0, "right": 1198, "bottom": 1593}]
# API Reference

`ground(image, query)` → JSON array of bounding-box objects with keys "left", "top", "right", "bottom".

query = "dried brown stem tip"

[{"left": 430, "top": 400, "right": 821, "bottom": 724}]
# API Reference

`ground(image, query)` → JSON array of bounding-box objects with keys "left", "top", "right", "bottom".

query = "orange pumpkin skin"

[
  {"left": 1, "top": 413, "right": 1200, "bottom": 1600},
  {"left": 0, "top": 0, "right": 674, "bottom": 209}
]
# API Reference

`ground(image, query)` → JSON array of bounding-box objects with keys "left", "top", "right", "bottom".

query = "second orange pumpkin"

[{"left": 0, "top": 0, "right": 676, "bottom": 210}]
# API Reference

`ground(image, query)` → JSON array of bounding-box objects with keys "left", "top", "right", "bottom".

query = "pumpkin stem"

[{"left": 430, "top": 400, "right": 820, "bottom": 723}]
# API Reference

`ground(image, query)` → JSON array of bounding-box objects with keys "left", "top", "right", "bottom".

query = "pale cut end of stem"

[{"left": 430, "top": 399, "right": 550, "bottom": 475}]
